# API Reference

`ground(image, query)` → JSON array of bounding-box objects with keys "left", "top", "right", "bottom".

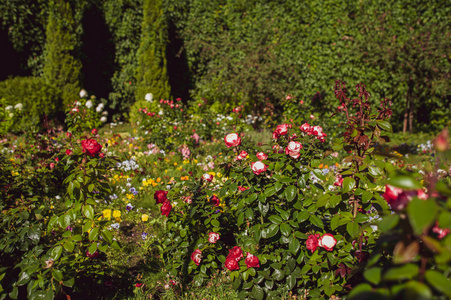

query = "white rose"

[
  {"left": 79, "top": 89, "right": 88, "bottom": 98},
  {"left": 85, "top": 100, "right": 93, "bottom": 109},
  {"left": 14, "top": 103, "right": 23, "bottom": 110},
  {"left": 145, "top": 93, "right": 153, "bottom": 102},
  {"left": 100, "top": 116, "right": 107, "bottom": 122}
]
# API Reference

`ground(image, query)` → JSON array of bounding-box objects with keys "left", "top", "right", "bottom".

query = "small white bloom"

[
  {"left": 75, "top": 101, "right": 81, "bottom": 106},
  {"left": 145, "top": 93, "right": 153, "bottom": 102},
  {"left": 79, "top": 89, "right": 88, "bottom": 98},
  {"left": 96, "top": 103, "right": 104, "bottom": 113},
  {"left": 159, "top": 110, "right": 163, "bottom": 115},
  {"left": 5, "top": 106, "right": 13, "bottom": 111},
  {"left": 85, "top": 100, "right": 93, "bottom": 109},
  {"left": 14, "top": 103, "right": 23, "bottom": 110},
  {"left": 102, "top": 110, "right": 108, "bottom": 115},
  {"left": 9, "top": 113, "right": 14, "bottom": 118},
  {"left": 100, "top": 116, "right": 107, "bottom": 122}
]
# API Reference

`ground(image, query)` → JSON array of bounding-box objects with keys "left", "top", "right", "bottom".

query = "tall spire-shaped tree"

[
  {"left": 43, "top": 0, "right": 81, "bottom": 108},
  {"left": 134, "top": 0, "right": 171, "bottom": 106}
]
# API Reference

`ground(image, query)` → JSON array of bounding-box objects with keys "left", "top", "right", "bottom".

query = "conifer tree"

[
  {"left": 134, "top": 0, "right": 171, "bottom": 106},
  {"left": 43, "top": 0, "right": 81, "bottom": 108}
]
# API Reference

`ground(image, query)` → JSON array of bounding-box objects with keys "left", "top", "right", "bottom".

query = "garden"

[{"left": 1, "top": 0, "right": 450, "bottom": 299}]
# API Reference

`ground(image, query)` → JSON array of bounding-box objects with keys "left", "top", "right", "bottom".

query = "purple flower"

[
  {"left": 142, "top": 232, "right": 148, "bottom": 240},
  {"left": 66, "top": 226, "right": 73, "bottom": 232},
  {"left": 126, "top": 203, "right": 134, "bottom": 211}
]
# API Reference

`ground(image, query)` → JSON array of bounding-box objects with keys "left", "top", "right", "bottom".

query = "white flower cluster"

[
  {"left": 244, "top": 115, "right": 262, "bottom": 125},
  {"left": 116, "top": 159, "right": 139, "bottom": 172},
  {"left": 418, "top": 140, "right": 432, "bottom": 152}
]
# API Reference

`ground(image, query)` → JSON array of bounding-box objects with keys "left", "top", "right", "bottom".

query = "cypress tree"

[
  {"left": 43, "top": 0, "right": 81, "bottom": 108},
  {"left": 134, "top": 0, "right": 171, "bottom": 109}
]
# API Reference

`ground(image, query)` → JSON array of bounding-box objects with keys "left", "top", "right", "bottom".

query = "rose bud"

[
  {"left": 91, "top": 128, "right": 98, "bottom": 135},
  {"left": 66, "top": 132, "right": 72, "bottom": 138},
  {"left": 161, "top": 201, "right": 172, "bottom": 217},
  {"left": 285, "top": 141, "right": 302, "bottom": 159},
  {"left": 300, "top": 123, "right": 310, "bottom": 132},
  {"left": 319, "top": 234, "right": 337, "bottom": 251},
  {"left": 202, "top": 173, "right": 214, "bottom": 182},
  {"left": 99, "top": 152, "right": 105, "bottom": 158},
  {"left": 66, "top": 149, "right": 73, "bottom": 156},
  {"left": 49, "top": 163, "right": 55, "bottom": 169},
  {"left": 81, "top": 139, "right": 102, "bottom": 157},
  {"left": 256, "top": 152, "right": 268, "bottom": 160},
  {"left": 224, "top": 133, "right": 242, "bottom": 148},
  {"left": 236, "top": 150, "right": 248, "bottom": 160},
  {"left": 154, "top": 190, "right": 168, "bottom": 204},
  {"left": 191, "top": 249, "right": 202, "bottom": 266},
  {"left": 208, "top": 232, "right": 220, "bottom": 244},
  {"left": 225, "top": 255, "right": 240, "bottom": 271},
  {"left": 245, "top": 253, "right": 260, "bottom": 268},
  {"left": 334, "top": 175, "right": 343, "bottom": 187},
  {"left": 306, "top": 234, "right": 321, "bottom": 253},
  {"left": 432, "top": 222, "right": 450, "bottom": 239},
  {"left": 251, "top": 161, "right": 268, "bottom": 175}
]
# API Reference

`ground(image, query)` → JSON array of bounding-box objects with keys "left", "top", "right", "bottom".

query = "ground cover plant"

[{"left": 0, "top": 81, "right": 450, "bottom": 300}]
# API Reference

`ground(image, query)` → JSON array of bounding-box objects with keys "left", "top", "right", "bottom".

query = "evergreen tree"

[
  {"left": 134, "top": 0, "right": 171, "bottom": 106},
  {"left": 43, "top": 0, "right": 81, "bottom": 108}
]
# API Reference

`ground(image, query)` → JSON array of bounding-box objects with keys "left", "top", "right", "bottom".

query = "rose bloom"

[
  {"left": 245, "top": 253, "right": 260, "bottom": 268},
  {"left": 238, "top": 186, "right": 249, "bottom": 192},
  {"left": 432, "top": 222, "right": 450, "bottom": 239},
  {"left": 202, "top": 173, "right": 214, "bottom": 182},
  {"left": 319, "top": 234, "right": 337, "bottom": 251},
  {"left": 285, "top": 141, "right": 302, "bottom": 159},
  {"left": 256, "top": 152, "right": 268, "bottom": 160},
  {"left": 272, "top": 124, "right": 289, "bottom": 139},
  {"left": 251, "top": 161, "right": 268, "bottom": 175},
  {"left": 210, "top": 195, "right": 220, "bottom": 206},
  {"left": 334, "top": 175, "right": 344, "bottom": 187},
  {"left": 311, "top": 126, "right": 323, "bottom": 136},
  {"left": 300, "top": 123, "right": 310, "bottom": 133},
  {"left": 191, "top": 249, "right": 202, "bottom": 266},
  {"left": 81, "top": 139, "right": 102, "bottom": 157},
  {"left": 154, "top": 190, "right": 168, "bottom": 204},
  {"left": 161, "top": 201, "right": 172, "bottom": 217},
  {"left": 91, "top": 128, "right": 98, "bottom": 135},
  {"left": 225, "top": 255, "right": 240, "bottom": 271},
  {"left": 86, "top": 250, "right": 99, "bottom": 259},
  {"left": 306, "top": 234, "right": 321, "bottom": 253},
  {"left": 208, "top": 232, "right": 220, "bottom": 243},
  {"left": 228, "top": 246, "right": 243, "bottom": 261},
  {"left": 382, "top": 185, "right": 419, "bottom": 211},
  {"left": 66, "top": 149, "right": 72, "bottom": 156},
  {"left": 66, "top": 132, "right": 72, "bottom": 138},
  {"left": 236, "top": 150, "right": 248, "bottom": 160},
  {"left": 224, "top": 133, "right": 241, "bottom": 148}
]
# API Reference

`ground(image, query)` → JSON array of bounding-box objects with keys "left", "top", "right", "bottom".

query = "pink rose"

[
  {"left": 191, "top": 249, "right": 202, "bottom": 266},
  {"left": 81, "top": 139, "right": 102, "bottom": 157},
  {"left": 251, "top": 161, "right": 268, "bottom": 175},
  {"left": 208, "top": 232, "right": 220, "bottom": 243},
  {"left": 161, "top": 201, "right": 172, "bottom": 217},
  {"left": 285, "top": 141, "right": 302, "bottom": 159},
  {"left": 256, "top": 152, "right": 268, "bottom": 160},
  {"left": 306, "top": 234, "right": 321, "bottom": 253},
  {"left": 319, "top": 234, "right": 337, "bottom": 251},
  {"left": 245, "top": 253, "right": 260, "bottom": 268},
  {"left": 224, "top": 133, "right": 241, "bottom": 148}
]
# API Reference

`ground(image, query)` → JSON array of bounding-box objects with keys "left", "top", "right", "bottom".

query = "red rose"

[
  {"left": 135, "top": 283, "right": 143, "bottom": 288},
  {"left": 191, "top": 249, "right": 202, "bottom": 266},
  {"left": 306, "top": 234, "right": 321, "bottom": 253},
  {"left": 272, "top": 124, "right": 289, "bottom": 139},
  {"left": 432, "top": 222, "right": 450, "bottom": 239},
  {"left": 245, "top": 252, "right": 260, "bottom": 268},
  {"left": 256, "top": 152, "right": 268, "bottom": 160},
  {"left": 66, "top": 149, "right": 72, "bottom": 156},
  {"left": 285, "top": 141, "right": 302, "bottom": 159},
  {"left": 334, "top": 175, "right": 344, "bottom": 187},
  {"left": 311, "top": 125, "right": 323, "bottom": 136},
  {"left": 161, "top": 201, "right": 172, "bottom": 217},
  {"left": 210, "top": 195, "right": 220, "bottom": 206},
  {"left": 382, "top": 185, "right": 418, "bottom": 211},
  {"left": 228, "top": 246, "right": 243, "bottom": 261},
  {"left": 91, "top": 128, "right": 98, "bottom": 135},
  {"left": 238, "top": 186, "right": 249, "bottom": 191},
  {"left": 225, "top": 255, "right": 240, "bottom": 271},
  {"left": 154, "top": 190, "right": 168, "bottom": 204},
  {"left": 49, "top": 163, "right": 55, "bottom": 169},
  {"left": 224, "top": 133, "right": 241, "bottom": 148},
  {"left": 300, "top": 123, "right": 310, "bottom": 133},
  {"left": 202, "top": 173, "right": 213, "bottom": 182},
  {"left": 236, "top": 150, "right": 248, "bottom": 160},
  {"left": 81, "top": 139, "right": 102, "bottom": 157},
  {"left": 208, "top": 232, "right": 220, "bottom": 243},
  {"left": 66, "top": 132, "right": 72, "bottom": 138},
  {"left": 99, "top": 152, "right": 105, "bottom": 158},
  {"left": 251, "top": 161, "right": 268, "bottom": 175},
  {"left": 86, "top": 250, "right": 99, "bottom": 258},
  {"left": 319, "top": 234, "right": 337, "bottom": 251}
]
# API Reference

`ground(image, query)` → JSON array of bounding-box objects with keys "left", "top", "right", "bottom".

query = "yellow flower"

[
  {"left": 183, "top": 160, "right": 189, "bottom": 164},
  {"left": 208, "top": 172, "right": 215, "bottom": 176},
  {"left": 174, "top": 162, "right": 178, "bottom": 166},
  {"left": 217, "top": 173, "right": 222, "bottom": 178},
  {"left": 157, "top": 177, "right": 161, "bottom": 183},
  {"left": 141, "top": 214, "right": 149, "bottom": 222},
  {"left": 126, "top": 193, "right": 134, "bottom": 200},
  {"left": 103, "top": 209, "right": 112, "bottom": 221},
  {"left": 113, "top": 210, "right": 121, "bottom": 222},
  {"left": 194, "top": 159, "right": 198, "bottom": 163}
]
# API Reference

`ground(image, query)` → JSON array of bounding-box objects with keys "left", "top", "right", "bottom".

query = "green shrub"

[
  {"left": 43, "top": 0, "right": 81, "bottom": 108},
  {"left": 0, "top": 76, "right": 60, "bottom": 133}
]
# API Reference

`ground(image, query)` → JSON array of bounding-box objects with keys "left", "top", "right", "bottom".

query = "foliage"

[
  {"left": 43, "top": 0, "right": 82, "bottom": 108},
  {"left": 65, "top": 94, "right": 107, "bottom": 134},
  {"left": 0, "top": 77, "right": 60, "bottom": 134},
  {"left": 133, "top": 0, "right": 171, "bottom": 122}
]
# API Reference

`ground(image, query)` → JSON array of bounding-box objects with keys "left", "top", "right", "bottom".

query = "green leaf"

[
  {"left": 268, "top": 215, "right": 283, "bottom": 225},
  {"left": 272, "top": 269, "right": 284, "bottom": 281},
  {"left": 364, "top": 267, "right": 382, "bottom": 285},
  {"left": 101, "top": 230, "right": 113, "bottom": 244},
  {"left": 348, "top": 284, "right": 373, "bottom": 299},
  {"left": 330, "top": 214, "right": 340, "bottom": 230},
  {"left": 377, "top": 120, "right": 392, "bottom": 132},
  {"left": 52, "top": 269, "right": 63, "bottom": 282},
  {"left": 265, "top": 224, "right": 279, "bottom": 238},
  {"left": 362, "top": 191, "right": 373, "bottom": 203},
  {"left": 329, "top": 195, "right": 341, "bottom": 208},
  {"left": 368, "top": 166, "right": 382, "bottom": 177},
  {"left": 63, "top": 277, "right": 74, "bottom": 287},
  {"left": 88, "top": 227, "right": 99, "bottom": 241},
  {"left": 63, "top": 241, "right": 74, "bottom": 252},
  {"left": 309, "top": 215, "right": 324, "bottom": 229},
  {"left": 50, "top": 246, "right": 62, "bottom": 261},
  {"left": 88, "top": 243, "right": 97, "bottom": 255},
  {"left": 17, "top": 272, "right": 30, "bottom": 286},
  {"left": 297, "top": 211, "right": 309, "bottom": 223},
  {"left": 316, "top": 194, "right": 330, "bottom": 208},
  {"left": 280, "top": 223, "right": 292, "bottom": 237},
  {"left": 378, "top": 215, "right": 400, "bottom": 232},
  {"left": 389, "top": 176, "right": 422, "bottom": 190},
  {"left": 251, "top": 285, "right": 264, "bottom": 300},
  {"left": 83, "top": 205, "right": 94, "bottom": 219},
  {"left": 425, "top": 270, "right": 451, "bottom": 298},
  {"left": 9, "top": 286, "right": 18, "bottom": 299},
  {"left": 285, "top": 185, "right": 297, "bottom": 202},
  {"left": 342, "top": 177, "right": 356, "bottom": 193},
  {"left": 289, "top": 239, "right": 300, "bottom": 255},
  {"left": 346, "top": 222, "right": 360, "bottom": 238},
  {"left": 407, "top": 198, "right": 437, "bottom": 235},
  {"left": 383, "top": 264, "right": 419, "bottom": 281},
  {"left": 264, "top": 186, "right": 276, "bottom": 197}
]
